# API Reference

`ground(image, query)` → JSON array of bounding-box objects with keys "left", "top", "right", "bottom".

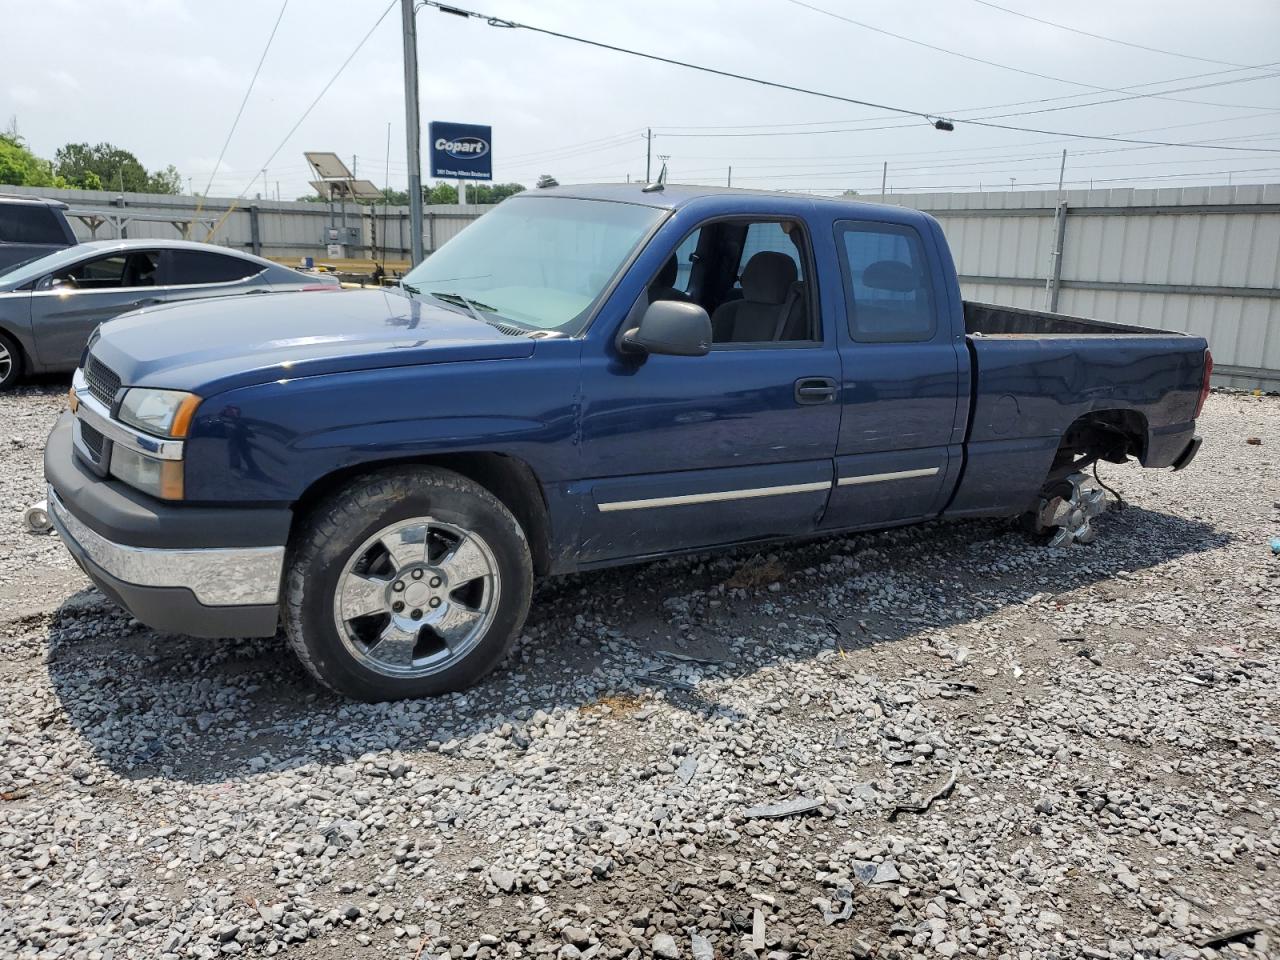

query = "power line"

[
  {"left": 203, "top": 0, "right": 288, "bottom": 198},
  {"left": 502, "top": 129, "right": 643, "bottom": 162},
  {"left": 423, "top": 1, "right": 937, "bottom": 122},
  {"left": 653, "top": 61, "right": 1280, "bottom": 139},
  {"left": 967, "top": 0, "right": 1252, "bottom": 68},
  {"left": 237, "top": 0, "right": 397, "bottom": 198},
  {"left": 780, "top": 0, "right": 1272, "bottom": 110},
  {"left": 422, "top": 2, "right": 1280, "bottom": 154}
]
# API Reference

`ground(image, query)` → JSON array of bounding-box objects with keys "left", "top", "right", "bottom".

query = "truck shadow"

[{"left": 44, "top": 503, "right": 1229, "bottom": 785}]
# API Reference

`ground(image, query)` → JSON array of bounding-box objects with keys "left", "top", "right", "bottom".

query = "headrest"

[
  {"left": 740, "top": 251, "right": 797, "bottom": 305},
  {"left": 862, "top": 259, "right": 918, "bottom": 293},
  {"left": 657, "top": 254, "right": 678, "bottom": 288}
]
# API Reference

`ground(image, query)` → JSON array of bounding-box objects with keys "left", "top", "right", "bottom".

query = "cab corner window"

[
  {"left": 836, "top": 221, "right": 936, "bottom": 342},
  {"left": 646, "top": 218, "right": 819, "bottom": 345}
]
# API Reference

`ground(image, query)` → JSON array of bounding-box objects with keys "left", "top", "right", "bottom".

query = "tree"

[
  {"left": 54, "top": 142, "right": 180, "bottom": 194},
  {"left": 146, "top": 164, "right": 183, "bottom": 195},
  {"left": 425, "top": 182, "right": 458, "bottom": 205},
  {"left": 468, "top": 182, "right": 525, "bottom": 204},
  {"left": 0, "top": 132, "right": 63, "bottom": 188}
]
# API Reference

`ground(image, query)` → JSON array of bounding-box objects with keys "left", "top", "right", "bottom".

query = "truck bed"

[
  {"left": 963, "top": 301, "right": 1177, "bottom": 338},
  {"left": 947, "top": 300, "right": 1208, "bottom": 519}
]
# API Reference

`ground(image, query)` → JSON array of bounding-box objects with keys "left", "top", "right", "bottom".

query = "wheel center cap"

[{"left": 402, "top": 581, "right": 432, "bottom": 607}]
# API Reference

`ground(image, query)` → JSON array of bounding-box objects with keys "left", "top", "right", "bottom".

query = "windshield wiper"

[
  {"left": 430, "top": 290, "right": 504, "bottom": 325},
  {"left": 401, "top": 281, "right": 421, "bottom": 295}
]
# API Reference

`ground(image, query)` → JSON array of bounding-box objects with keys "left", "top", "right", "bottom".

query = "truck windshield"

[{"left": 400, "top": 196, "right": 663, "bottom": 333}]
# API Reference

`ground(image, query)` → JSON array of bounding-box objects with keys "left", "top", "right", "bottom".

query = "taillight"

[{"left": 1194, "top": 349, "right": 1212, "bottom": 419}]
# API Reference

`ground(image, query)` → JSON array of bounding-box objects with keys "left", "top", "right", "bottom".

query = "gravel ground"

[{"left": 0, "top": 385, "right": 1276, "bottom": 960}]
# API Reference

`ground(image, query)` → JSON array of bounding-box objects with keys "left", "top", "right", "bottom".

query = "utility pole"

[
  {"left": 727, "top": 166, "right": 732, "bottom": 187},
  {"left": 261, "top": 168, "right": 268, "bottom": 200},
  {"left": 645, "top": 128, "right": 652, "bottom": 184},
  {"left": 401, "top": 0, "right": 425, "bottom": 266},
  {"left": 880, "top": 161, "right": 887, "bottom": 202}
]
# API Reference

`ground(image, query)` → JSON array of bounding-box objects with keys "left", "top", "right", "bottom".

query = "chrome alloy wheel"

[
  {"left": 0, "top": 340, "right": 11, "bottom": 383},
  {"left": 332, "top": 517, "right": 500, "bottom": 678}
]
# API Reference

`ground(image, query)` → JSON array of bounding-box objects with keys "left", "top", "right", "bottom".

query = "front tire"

[
  {"left": 284, "top": 467, "right": 533, "bottom": 701},
  {"left": 0, "top": 332, "right": 23, "bottom": 391}
]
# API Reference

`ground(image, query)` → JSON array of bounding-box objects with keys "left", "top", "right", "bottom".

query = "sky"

[{"left": 3, "top": 0, "right": 1279, "bottom": 200}]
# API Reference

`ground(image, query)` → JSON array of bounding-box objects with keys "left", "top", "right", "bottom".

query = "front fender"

[{"left": 182, "top": 351, "right": 581, "bottom": 504}]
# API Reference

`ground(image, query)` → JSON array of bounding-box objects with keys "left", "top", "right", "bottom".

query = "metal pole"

[
  {"left": 645, "top": 128, "right": 651, "bottom": 184},
  {"left": 880, "top": 161, "right": 887, "bottom": 202},
  {"left": 382, "top": 120, "right": 391, "bottom": 267},
  {"left": 249, "top": 204, "right": 261, "bottom": 256},
  {"left": 402, "top": 0, "right": 425, "bottom": 265},
  {"left": 727, "top": 166, "right": 732, "bottom": 187},
  {"left": 1048, "top": 201, "right": 1069, "bottom": 312},
  {"left": 1043, "top": 150, "right": 1068, "bottom": 311}
]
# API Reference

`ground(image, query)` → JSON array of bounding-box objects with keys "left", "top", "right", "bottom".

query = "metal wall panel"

[{"left": 891, "top": 183, "right": 1280, "bottom": 388}]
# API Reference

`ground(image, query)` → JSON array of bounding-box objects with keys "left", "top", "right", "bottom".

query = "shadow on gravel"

[{"left": 44, "top": 503, "right": 1229, "bottom": 784}]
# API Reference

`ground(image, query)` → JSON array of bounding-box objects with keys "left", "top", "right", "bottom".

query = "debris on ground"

[
  {"left": 742, "top": 796, "right": 825, "bottom": 819},
  {"left": 1196, "top": 926, "right": 1263, "bottom": 949},
  {"left": 22, "top": 498, "right": 52, "bottom": 534},
  {"left": 888, "top": 767, "right": 960, "bottom": 821}
]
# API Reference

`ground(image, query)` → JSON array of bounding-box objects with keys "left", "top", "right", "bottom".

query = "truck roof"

[{"left": 528, "top": 182, "right": 932, "bottom": 223}]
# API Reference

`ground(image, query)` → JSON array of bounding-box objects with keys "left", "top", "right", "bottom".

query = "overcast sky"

[{"left": 4, "top": 0, "right": 1279, "bottom": 200}]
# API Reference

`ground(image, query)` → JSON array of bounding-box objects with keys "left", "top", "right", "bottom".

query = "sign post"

[{"left": 429, "top": 122, "right": 492, "bottom": 189}]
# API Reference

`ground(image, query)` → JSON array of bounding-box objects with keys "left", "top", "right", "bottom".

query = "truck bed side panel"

[{"left": 947, "top": 335, "right": 1205, "bottom": 517}]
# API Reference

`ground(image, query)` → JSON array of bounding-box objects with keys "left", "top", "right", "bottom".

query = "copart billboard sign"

[{"left": 428, "top": 121, "right": 492, "bottom": 181}]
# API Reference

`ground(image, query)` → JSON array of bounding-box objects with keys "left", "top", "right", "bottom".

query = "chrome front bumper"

[{"left": 48, "top": 485, "right": 285, "bottom": 607}]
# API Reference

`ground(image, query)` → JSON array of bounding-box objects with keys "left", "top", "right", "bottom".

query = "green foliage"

[
  {"left": 54, "top": 142, "right": 181, "bottom": 194},
  {"left": 467, "top": 182, "right": 526, "bottom": 204},
  {"left": 146, "top": 164, "right": 183, "bottom": 195},
  {"left": 0, "top": 132, "right": 64, "bottom": 188},
  {"left": 425, "top": 182, "right": 458, "bottom": 205}
]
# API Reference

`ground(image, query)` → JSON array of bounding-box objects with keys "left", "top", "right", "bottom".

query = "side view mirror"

[{"left": 620, "top": 299, "right": 711, "bottom": 357}]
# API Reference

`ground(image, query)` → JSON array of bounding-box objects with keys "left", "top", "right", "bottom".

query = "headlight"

[
  {"left": 110, "top": 445, "right": 184, "bottom": 500},
  {"left": 117, "top": 388, "right": 201, "bottom": 439}
]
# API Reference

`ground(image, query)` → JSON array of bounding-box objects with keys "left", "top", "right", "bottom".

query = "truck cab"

[{"left": 45, "top": 185, "right": 1209, "bottom": 701}]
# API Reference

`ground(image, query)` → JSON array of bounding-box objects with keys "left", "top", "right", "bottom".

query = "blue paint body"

[{"left": 86, "top": 185, "right": 1209, "bottom": 573}]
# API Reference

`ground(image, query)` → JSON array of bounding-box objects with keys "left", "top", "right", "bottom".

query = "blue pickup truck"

[{"left": 45, "top": 184, "right": 1211, "bottom": 701}]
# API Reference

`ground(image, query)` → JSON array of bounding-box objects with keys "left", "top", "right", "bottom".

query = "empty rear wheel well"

[
  {"left": 1051, "top": 409, "right": 1148, "bottom": 478},
  {"left": 292, "top": 453, "right": 552, "bottom": 575}
]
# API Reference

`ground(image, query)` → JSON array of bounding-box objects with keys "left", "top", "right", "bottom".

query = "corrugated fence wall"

[
  {"left": 885, "top": 183, "right": 1280, "bottom": 389},
  {"left": 4, "top": 181, "right": 1278, "bottom": 388},
  {"left": 0, "top": 183, "right": 478, "bottom": 259}
]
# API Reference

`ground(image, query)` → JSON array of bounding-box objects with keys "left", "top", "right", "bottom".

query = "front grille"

[
  {"left": 83, "top": 355, "right": 121, "bottom": 408},
  {"left": 80, "top": 422, "right": 105, "bottom": 460}
]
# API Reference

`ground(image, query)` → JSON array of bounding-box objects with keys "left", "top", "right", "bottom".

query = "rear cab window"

[{"left": 835, "top": 220, "right": 937, "bottom": 342}]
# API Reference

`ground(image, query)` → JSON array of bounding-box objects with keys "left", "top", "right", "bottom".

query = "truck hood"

[{"left": 90, "top": 288, "right": 537, "bottom": 395}]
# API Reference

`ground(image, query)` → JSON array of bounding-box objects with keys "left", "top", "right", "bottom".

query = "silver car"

[{"left": 0, "top": 238, "right": 338, "bottom": 389}]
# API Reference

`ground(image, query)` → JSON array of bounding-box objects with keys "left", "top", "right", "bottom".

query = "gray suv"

[{"left": 0, "top": 195, "right": 77, "bottom": 273}]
